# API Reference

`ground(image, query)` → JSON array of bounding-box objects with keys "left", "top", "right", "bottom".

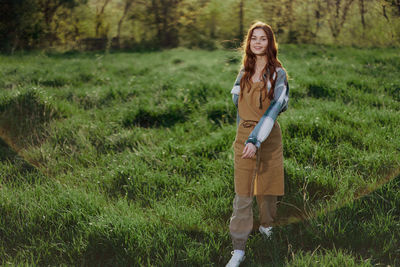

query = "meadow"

[{"left": 0, "top": 45, "right": 399, "bottom": 266}]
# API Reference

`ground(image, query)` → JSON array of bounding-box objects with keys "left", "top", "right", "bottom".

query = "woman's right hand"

[{"left": 242, "top": 143, "right": 257, "bottom": 159}]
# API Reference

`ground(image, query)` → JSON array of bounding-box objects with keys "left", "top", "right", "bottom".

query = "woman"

[{"left": 226, "top": 21, "right": 289, "bottom": 267}]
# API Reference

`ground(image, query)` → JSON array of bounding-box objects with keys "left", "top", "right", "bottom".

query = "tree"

[
  {"left": 95, "top": 0, "right": 111, "bottom": 38},
  {"left": 381, "top": 0, "right": 400, "bottom": 18},
  {"left": 146, "top": 0, "right": 182, "bottom": 47},
  {"left": 358, "top": 0, "right": 366, "bottom": 29},
  {"left": 175, "top": 0, "right": 216, "bottom": 49},
  {"left": 0, "top": 0, "right": 42, "bottom": 52},
  {"left": 238, "top": 0, "right": 244, "bottom": 41},
  {"left": 115, "top": 0, "right": 135, "bottom": 48},
  {"left": 37, "top": 0, "right": 84, "bottom": 45},
  {"left": 323, "top": 0, "right": 355, "bottom": 40}
]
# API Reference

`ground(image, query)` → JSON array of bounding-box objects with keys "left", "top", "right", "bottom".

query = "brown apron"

[{"left": 233, "top": 81, "right": 284, "bottom": 196}]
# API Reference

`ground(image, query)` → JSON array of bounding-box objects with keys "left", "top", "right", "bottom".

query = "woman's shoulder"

[
  {"left": 275, "top": 67, "right": 286, "bottom": 74},
  {"left": 274, "top": 67, "right": 287, "bottom": 80}
]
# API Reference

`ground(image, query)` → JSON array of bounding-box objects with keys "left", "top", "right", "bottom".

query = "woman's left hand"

[{"left": 242, "top": 143, "right": 257, "bottom": 159}]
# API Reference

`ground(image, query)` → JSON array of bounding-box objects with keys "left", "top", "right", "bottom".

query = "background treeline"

[{"left": 1, "top": 0, "right": 400, "bottom": 52}]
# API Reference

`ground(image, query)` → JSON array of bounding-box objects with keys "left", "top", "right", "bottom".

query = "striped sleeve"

[
  {"left": 245, "top": 68, "right": 289, "bottom": 148},
  {"left": 230, "top": 68, "right": 244, "bottom": 108},
  {"left": 231, "top": 68, "right": 244, "bottom": 127}
]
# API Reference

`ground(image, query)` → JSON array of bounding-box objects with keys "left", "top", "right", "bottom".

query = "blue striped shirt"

[{"left": 230, "top": 67, "right": 289, "bottom": 148}]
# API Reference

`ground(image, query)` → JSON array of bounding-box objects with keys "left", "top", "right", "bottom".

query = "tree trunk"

[
  {"left": 210, "top": 13, "right": 216, "bottom": 39},
  {"left": 326, "top": 0, "right": 355, "bottom": 40},
  {"left": 116, "top": 0, "right": 134, "bottom": 48},
  {"left": 382, "top": 4, "right": 389, "bottom": 21},
  {"left": 95, "top": 0, "right": 111, "bottom": 38},
  {"left": 162, "top": 0, "right": 168, "bottom": 46},
  {"left": 151, "top": 0, "right": 162, "bottom": 46},
  {"left": 150, "top": 0, "right": 180, "bottom": 48},
  {"left": 238, "top": 0, "right": 244, "bottom": 40},
  {"left": 358, "top": 0, "right": 366, "bottom": 29},
  {"left": 315, "top": 1, "right": 322, "bottom": 32},
  {"left": 40, "top": 0, "right": 63, "bottom": 46}
]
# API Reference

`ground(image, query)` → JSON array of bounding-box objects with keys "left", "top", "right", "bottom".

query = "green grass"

[{"left": 0, "top": 45, "right": 399, "bottom": 266}]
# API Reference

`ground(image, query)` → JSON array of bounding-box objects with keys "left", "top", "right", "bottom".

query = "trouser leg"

[
  {"left": 229, "top": 194, "right": 253, "bottom": 251},
  {"left": 256, "top": 195, "right": 277, "bottom": 227}
]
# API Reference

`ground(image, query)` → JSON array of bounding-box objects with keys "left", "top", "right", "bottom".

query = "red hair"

[{"left": 239, "top": 21, "right": 286, "bottom": 102}]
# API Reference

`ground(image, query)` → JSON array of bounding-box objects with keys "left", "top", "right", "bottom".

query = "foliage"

[{"left": 1, "top": 0, "right": 400, "bottom": 52}]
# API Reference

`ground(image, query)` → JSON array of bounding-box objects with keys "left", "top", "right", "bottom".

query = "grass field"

[{"left": 0, "top": 45, "right": 399, "bottom": 266}]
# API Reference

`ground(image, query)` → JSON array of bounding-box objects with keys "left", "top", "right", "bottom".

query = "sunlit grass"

[{"left": 0, "top": 45, "right": 399, "bottom": 266}]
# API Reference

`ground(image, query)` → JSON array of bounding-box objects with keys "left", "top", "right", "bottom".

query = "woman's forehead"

[{"left": 252, "top": 28, "right": 267, "bottom": 37}]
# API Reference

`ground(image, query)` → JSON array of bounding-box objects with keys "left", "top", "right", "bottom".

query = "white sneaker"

[
  {"left": 226, "top": 250, "right": 245, "bottom": 267},
  {"left": 259, "top": 225, "right": 273, "bottom": 238}
]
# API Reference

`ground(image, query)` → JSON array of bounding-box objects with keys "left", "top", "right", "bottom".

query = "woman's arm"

[
  {"left": 245, "top": 68, "right": 289, "bottom": 148},
  {"left": 231, "top": 68, "right": 244, "bottom": 127},
  {"left": 231, "top": 68, "right": 244, "bottom": 108}
]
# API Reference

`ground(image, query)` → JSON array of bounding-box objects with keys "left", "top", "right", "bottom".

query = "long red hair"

[{"left": 239, "top": 21, "right": 286, "bottom": 102}]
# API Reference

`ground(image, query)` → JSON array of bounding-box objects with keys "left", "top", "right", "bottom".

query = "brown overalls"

[{"left": 229, "top": 80, "right": 284, "bottom": 250}]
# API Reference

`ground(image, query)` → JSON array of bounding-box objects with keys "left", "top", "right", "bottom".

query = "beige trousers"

[{"left": 229, "top": 194, "right": 277, "bottom": 250}]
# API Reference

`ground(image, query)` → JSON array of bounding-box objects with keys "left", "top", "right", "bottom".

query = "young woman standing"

[{"left": 226, "top": 21, "right": 289, "bottom": 267}]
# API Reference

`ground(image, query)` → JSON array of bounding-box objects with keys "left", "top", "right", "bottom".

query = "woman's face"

[{"left": 250, "top": 28, "right": 268, "bottom": 56}]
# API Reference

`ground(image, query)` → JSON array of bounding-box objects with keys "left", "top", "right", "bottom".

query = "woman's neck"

[{"left": 255, "top": 55, "right": 267, "bottom": 71}]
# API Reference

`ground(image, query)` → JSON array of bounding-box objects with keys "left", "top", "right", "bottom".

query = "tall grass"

[{"left": 0, "top": 45, "right": 399, "bottom": 266}]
